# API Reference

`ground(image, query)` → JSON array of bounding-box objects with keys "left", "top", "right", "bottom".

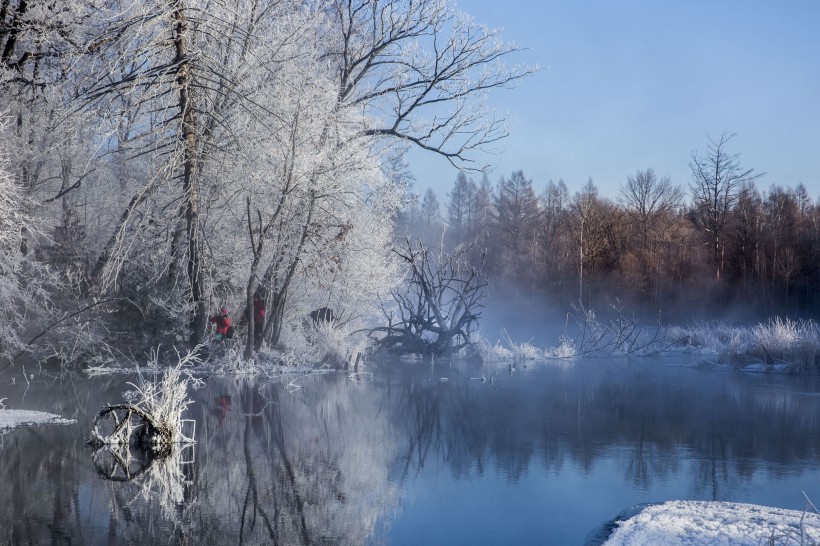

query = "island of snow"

[
  {"left": 0, "top": 409, "right": 76, "bottom": 430},
  {"left": 601, "top": 500, "right": 820, "bottom": 545}
]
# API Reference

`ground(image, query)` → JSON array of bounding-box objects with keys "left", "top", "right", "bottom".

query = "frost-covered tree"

[
  {"left": 78, "top": 0, "right": 291, "bottom": 345},
  {"left": 327, "top": 0, "right": 535, "bottom": 168},
  {"left": 0, "top": 116, "right": 50, "bottom": 360},
  {"left": 0, "top": 0, "right": 535, "bottom": 363}
]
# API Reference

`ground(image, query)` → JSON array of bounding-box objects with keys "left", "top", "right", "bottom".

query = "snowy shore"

[{"left": 595, "top": 500, "right": 820, "bottom": 546}]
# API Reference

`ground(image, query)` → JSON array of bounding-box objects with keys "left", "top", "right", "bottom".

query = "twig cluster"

[{"left": 559, "top": 302, "right": 674, "bottom": 358}]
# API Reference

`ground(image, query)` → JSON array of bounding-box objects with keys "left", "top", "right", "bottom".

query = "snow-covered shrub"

[
  {"left": 500, "top": 330, "right": 543, "bottom": 361},
  {"left": 276, "top": 320, "right": 367, "bottom": 370},
  {"left": 751, "top": 317, "right": 820, "bottom": 371},
  {"left": 546, "top": 336, "right": 577, "bottom": 358}
]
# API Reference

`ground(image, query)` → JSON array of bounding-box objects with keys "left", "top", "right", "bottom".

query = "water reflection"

[
  {"left": 1, "top": 360, "right": 820, "bottom": 544},
  {"left": 381, "top": 360, "right": 820, "bottom": 544}
]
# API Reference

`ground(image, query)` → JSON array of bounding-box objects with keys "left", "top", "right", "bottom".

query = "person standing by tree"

[{"left": 209, "top": 307, "right": 232, "bottom": 341}]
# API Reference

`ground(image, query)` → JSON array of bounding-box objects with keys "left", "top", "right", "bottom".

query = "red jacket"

[{"left": 209, "top": 314, "right": 231, "bottom": 335}]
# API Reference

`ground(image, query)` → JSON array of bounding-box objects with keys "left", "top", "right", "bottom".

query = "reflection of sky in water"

[
  {"left": 3, "top": 360, "right": 820, "bottom": 544},
  {"left": 389, "top": 440, "right": 820, "bottom": 545},
  {"left": 379, "top": 360, "right": 820, "bottom": 545}
]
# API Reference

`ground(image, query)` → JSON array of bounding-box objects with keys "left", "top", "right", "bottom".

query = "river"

[{"left": 3, "top": 357, "right": 820, "bottom": 544}]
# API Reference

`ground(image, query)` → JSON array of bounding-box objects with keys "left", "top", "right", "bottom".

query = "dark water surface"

[{"left": 3, "top": 358, "right": 820, "bottom": 545}]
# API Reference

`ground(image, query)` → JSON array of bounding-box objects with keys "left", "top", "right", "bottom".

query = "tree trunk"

[
  {"left": 265, "top": 289, "right": 287, "bottom": 347},
  {"left": 244, "top": 276, "right": 259, "bottom": 360},
  {"left": 172, "top": 2, "right": 206, "bottom": 347}
]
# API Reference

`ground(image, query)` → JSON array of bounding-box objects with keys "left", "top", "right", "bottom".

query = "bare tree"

[
  {"left": 329, "top": 0, "right": 536, "bottom": 169},
  {"left": 536, "top": 179, "right": 569, "bottom": 288},
  {"left": 370, "top": 239, "right": 487, "bottom": 357},
  {"left": 568, "top": 179, "right": 617, "bottom": 304},
  {"left": 727, "top": 182, "right": 764, "bottom": 290},
  {"left": 619, "top": 168, "right": 683, "bottom": 299},
  {"left": 689, "top": 134, "right": 762, "bottom": 281}
]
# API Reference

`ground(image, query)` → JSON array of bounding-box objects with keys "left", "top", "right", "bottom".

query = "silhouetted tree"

[
  {"left": 689, "top": 134, "right": 761, "bottom": 281},
  {"left": 446, "top": 172, "right": 476, "bottom": 249},
  {"left": 371, "top": 240, "right": 486, "bottom": 357}
]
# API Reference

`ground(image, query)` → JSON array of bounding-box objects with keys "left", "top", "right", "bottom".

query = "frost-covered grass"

[
  {"left": 474, "top": 331, "right": 542, "bottom": 363},
  {"left": 667, "top": 317, "right": 820, "bottom": 372},
  {"left": 470, "top": 312, "right": 820, "bottom": 373}
]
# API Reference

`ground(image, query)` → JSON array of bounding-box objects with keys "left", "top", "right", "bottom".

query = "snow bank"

[
  {"left": 0, "top": 409, "right": 75, "bottom": 430},
  {"left": 602, "top": 500, "right": 820, "bottom": 545}
]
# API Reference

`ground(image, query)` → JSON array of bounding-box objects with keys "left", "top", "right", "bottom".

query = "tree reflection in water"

[{"left": 3, "top": 361, "right": 820, "bottom": 543}]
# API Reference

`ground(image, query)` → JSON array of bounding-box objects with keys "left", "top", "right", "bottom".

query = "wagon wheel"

[{"left": 90, "top": 404, "right": 170, "bottom": 449}]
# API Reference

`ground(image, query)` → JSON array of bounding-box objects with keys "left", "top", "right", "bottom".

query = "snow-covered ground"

[
  {"left": 0, "top": 409, "right": 75, "bottom": 430},
  {"left": 600, "top": 500, "right": 820, "bottom": 546}
]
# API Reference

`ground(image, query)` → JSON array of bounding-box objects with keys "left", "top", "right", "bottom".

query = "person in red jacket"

[{"left": 209, "top": 307, "right": 231, "bottom": 340}]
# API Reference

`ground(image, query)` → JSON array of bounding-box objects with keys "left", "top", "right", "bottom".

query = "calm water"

[{"left": 3, "top": 358, "right": 820, "bottom": 545}]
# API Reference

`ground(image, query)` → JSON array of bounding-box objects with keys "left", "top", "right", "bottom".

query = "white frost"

[
  {"left": 0, "top": 409, "right": 76, "bottom": 430},
  {"left": 603, "top": 500, "right": 820, "bottom": 546}
]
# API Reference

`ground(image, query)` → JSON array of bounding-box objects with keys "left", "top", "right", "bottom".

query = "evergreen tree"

[
  {"left": 446, "top": 172, "right": 476, "bottom": 249},
  {"left": 419, "top": 188, "right": 444, "bottom": 244},
  {"left": 493, "top": 170, "right": 539, "bottom": 278}
]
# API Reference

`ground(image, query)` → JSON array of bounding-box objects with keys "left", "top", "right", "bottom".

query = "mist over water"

[
  {"left": 480, "top": 285, "right": 569, "bottom": 347},
  {"left": 480, "top": 274, "right": 813, "bottom": 353}
]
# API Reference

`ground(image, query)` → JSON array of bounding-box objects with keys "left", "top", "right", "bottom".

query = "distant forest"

[{"left": 399, "top": 136, "right": 820, "bottom": 319}]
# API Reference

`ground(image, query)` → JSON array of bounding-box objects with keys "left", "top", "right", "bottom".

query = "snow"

[
  {"left": 602, "top": 500, "right": 820, "bottom": 546},
  {"left": 0, "top": 409, "right": 76, "bottom": 430}
]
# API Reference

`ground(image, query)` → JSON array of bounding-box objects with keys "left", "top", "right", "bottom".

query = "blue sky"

[{"left": 407, "top": 0, "right": 820, "bottom": 201}]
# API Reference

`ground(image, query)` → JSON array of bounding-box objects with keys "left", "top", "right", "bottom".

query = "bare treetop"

[{"left": 327, "top": 0, "right": 537, "bottom": 169}]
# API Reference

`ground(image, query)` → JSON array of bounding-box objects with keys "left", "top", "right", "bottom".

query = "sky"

[{"left": 407, "top": 0, "right": 820, "bottom": 201}]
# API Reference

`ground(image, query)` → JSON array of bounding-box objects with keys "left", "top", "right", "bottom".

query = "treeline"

[{"left": 399, "top": 135, "right": 820, "bottom": 318}]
